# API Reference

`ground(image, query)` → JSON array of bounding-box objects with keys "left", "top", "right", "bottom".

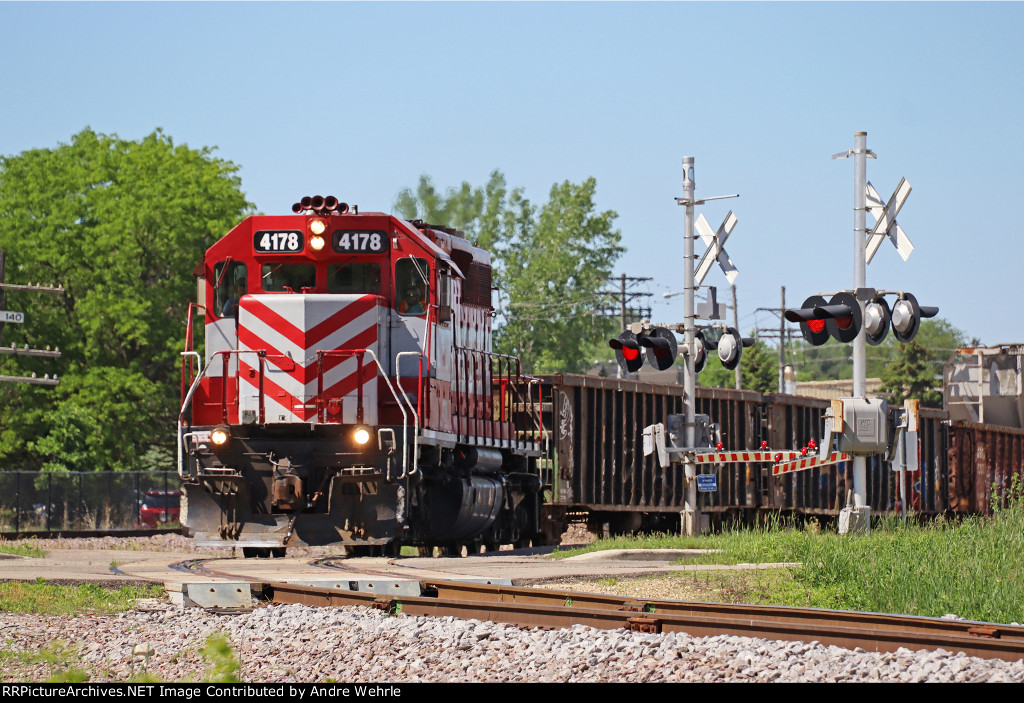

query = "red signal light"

[
  {"left": 609, "top": 331, "right": 644, "bottom": 374},
  {"left": 785, "top": 295, "right": 830, "bottom": 347},
  {"left": 760, "top": 441, "right": 768, "bottom": 450},
  {"left": 716, "top": 442, "right": 723, "bottom": 451},
  {"left": 637, "top": 327, "right": 678, "bottom": 371}
]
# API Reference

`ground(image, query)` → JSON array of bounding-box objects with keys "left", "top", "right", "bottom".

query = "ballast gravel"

[{"left": 2, "top": 603, "right": 1023, "bottom": 683}]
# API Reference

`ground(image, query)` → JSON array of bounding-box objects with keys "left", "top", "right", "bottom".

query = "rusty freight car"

[{"left": 534, "top": 374, "right": 1010, "bottom": 535}]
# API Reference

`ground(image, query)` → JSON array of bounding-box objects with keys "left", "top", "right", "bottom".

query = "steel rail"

[
  {"left": 264, "top": 577, "right": 1024, "bottom": 663},
  {"left": 167, "top": 557, "right": 1024, "bottom": 662}
]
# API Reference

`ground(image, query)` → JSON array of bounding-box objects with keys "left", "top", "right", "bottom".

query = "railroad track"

[{"left": 175, "top": 556, "right": 1024, "bottom": 663}]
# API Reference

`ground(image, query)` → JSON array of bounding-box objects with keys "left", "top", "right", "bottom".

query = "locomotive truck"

[{"left": 177, "top": 196, "right": 545, "bottom": 556}]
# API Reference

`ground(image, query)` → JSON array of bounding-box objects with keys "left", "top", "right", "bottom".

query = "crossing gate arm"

[
  {"left": 692, "top": 450, "right": 801, "bottom": 465},
  {"left": 771, "top": 452, "right": 850, "bottom": 477}
]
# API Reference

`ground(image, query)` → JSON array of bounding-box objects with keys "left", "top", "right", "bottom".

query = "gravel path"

[{"left": 2, "top": 602, "right": 1023, "bottom": 683}]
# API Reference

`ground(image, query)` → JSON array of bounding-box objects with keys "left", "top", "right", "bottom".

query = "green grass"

[
  {"left": 0, "top": 579, "right": 164, "bottom": 616},
  {"left": 556, "top": 488, "right": 1024, "bottom": 624},
  {"left": 0, "top": 542, "right": 46, "bottom": 558}
]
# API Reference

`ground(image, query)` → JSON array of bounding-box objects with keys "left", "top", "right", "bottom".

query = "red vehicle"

[
  {"left": 177, "top": 197, "right": 544, "bottom": 556},
  {"left": 139, "top": 489, "right": 182, "bottom": 527}
]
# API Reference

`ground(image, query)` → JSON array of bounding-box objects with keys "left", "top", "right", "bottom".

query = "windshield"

[{"left": 261, "top": 263, "right": 316, "bottom": 292}]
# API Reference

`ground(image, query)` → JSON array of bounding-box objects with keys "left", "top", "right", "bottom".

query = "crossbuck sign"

[
  {"left": 865, "top": 178, "right": 914, "bottom": 263},
  {"left": 694, "top": 211, "right": 739, "bottom": 285}
]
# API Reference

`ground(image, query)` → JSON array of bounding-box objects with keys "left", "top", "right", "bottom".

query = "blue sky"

[{"left": 2, "top": 1, "right": 1021, "bottom": 350}]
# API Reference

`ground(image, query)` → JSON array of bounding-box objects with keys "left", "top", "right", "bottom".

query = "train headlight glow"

[
  {"left": 310, "top": 234, "right": 326, "bottom": 251},
  {"left": 211, "top": 426, "right": 230, "bottom": 446},
  {"left": 353, "top": 427, "right": 371, "bottom": 446},
  {"left": 309, "top": 218, "right": 327, "bottom": 236}
]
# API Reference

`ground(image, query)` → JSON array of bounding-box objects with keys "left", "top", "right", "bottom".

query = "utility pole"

[
  {"left": 598, "top": 275, "right": 653, "bottom": 378},
  {"left": 597, "top": 275, "right": 653, "bottom": 324},
  {"left": 0, "top": 250, "right": 64, "bottom": 386},
  {"left": 754, "top": 286, "right": 792, "bottom": 393}
]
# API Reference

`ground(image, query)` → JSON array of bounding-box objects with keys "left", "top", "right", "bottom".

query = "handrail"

[
  {"left": 395, "top": 350, "right": 425, "bottom": 477},
  {"left": 451, "top": 346, "right": 543, "bottom": 451},
  {"left": 177, "top": 350, "right": 207, "bottom": 480},
  {"left": 180, "top": 303, "right": 205, "bottom": 405}
]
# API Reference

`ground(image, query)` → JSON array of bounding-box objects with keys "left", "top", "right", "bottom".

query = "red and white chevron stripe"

[
  {"left": 693, "top": 450, "right": 801, "bottom": 464},
  {"left": 237, "top": 294, "right": 382, "bottom": 424},
  {"left": 772, "top": 452, "right": 850, "bottom": 476}
]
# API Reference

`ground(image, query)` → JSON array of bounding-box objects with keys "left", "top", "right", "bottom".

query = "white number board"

[{"left": 0, "top": 310, "right": 24, "bottom": 324}]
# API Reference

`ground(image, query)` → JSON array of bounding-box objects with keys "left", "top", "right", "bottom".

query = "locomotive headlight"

[
  {"left": 309, "top": 234, "right": 326, "bottom": 251},
  {"left": 309, "top": 218, "right": 327, "bottom": 236},
  {"left": 211, "top": 426, "right": 230, "bottom": 446},
  {"left": 353, "top": 427, "right": 371, "bottom": 446}
]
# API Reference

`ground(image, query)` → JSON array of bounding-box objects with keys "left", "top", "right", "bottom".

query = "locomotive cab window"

[
  {"left": 214, "top": 261, "right": 247, "bottom": 318},
  {"left": 328, "top": 262, "right": 382, "bottom": 294},
  {"left": 261, "top": 263, "right": 316, "bottom": 293},
  {"left": 395, "top": 257, "right": 428, "bottom": 316}
]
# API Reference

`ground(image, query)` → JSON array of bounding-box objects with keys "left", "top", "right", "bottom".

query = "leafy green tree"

[
  {"left": 876, "top": 318, "right": 965, "bottom": 408},
  {"left": 740, "top": 336, "right": 778, "bottom": 393},
  {"left": 880, "top": 339, "right": 944, "bottom": 407},
  {"left": 395, "top": 171, "right": 623, "bottom": 373},
  {"left": 0, "top": 128, "right": 254, "bottom": 471}
]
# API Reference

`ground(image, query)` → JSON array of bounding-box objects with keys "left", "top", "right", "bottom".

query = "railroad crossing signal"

[
  {"left": 609, "top": 331, "right": 644, "bottom": 374},
  {"left": 641, "top": 327, "right": 678, "bottom": 370},
  {"left": 609, "top": 325, "right": 678, "bottom": 374},
  {"left": 890, "top": 292, "right": 938, "bottom": 343},
  {"left": 865, "top": 179, "right": 914, "bottom": 264},
  {"left": 785, "top": 289, "right": 938, "bottom": 347},
  {"left": 694, "top": 212, "right": 739, "bottom": 286},
  {"left": 693, "top": 330, "right": 708, "bottom": 373},
  {"left": 716, "top": 326, "right": 754, "bottom": 370}
]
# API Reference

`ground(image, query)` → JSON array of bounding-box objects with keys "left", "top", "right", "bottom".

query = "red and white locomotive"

[{"left": 178, "top": 196, "right": 544, "bottom": 556}]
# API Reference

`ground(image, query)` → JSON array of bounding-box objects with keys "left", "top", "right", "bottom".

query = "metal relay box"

[{"left": 839, "top": 397, "right": 888, "bottom": 454}]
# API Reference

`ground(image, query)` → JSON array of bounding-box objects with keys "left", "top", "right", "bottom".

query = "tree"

[
  {"left": 0, "top": 128, "right": 254, "bottom": 471},
  {"left": 876, "top": 318, "right": 965, "bottom": 408},
  {"left": 395, "top": 171, "right": 623, "bottom": 373},
  {"left": 740, "top": 336, "right": 778, "bottom": 394},
  {"left": 879, "top": 339, "right": 944, "bottom": 407}
]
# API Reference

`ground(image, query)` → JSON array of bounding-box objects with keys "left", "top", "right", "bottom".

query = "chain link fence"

[{"left": 0, "top": 471, "right": 179, "bottom": 532}]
